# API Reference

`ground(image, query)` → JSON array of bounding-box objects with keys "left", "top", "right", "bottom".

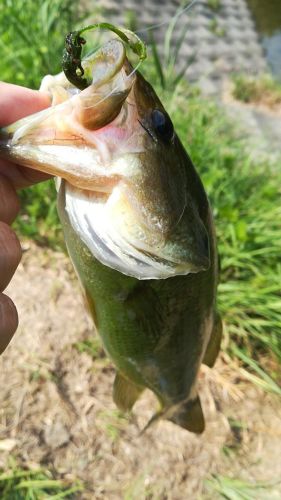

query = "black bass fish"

[{"left": 0, "top": 36, "right": 221, "bottom": 432}]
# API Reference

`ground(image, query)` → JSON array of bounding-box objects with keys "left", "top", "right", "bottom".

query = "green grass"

[
  {"left": 205, "top": 474, "right": 280, "bottom": 500},
  {"left": 147, "top": 5, "right": 196, "bottom": 91},
  {"left": 73, "top": 338, "right": 104, "bottom": 360},
  {"left": 205, "top": 475, "right": 277, "bottom": 500},
  {"left": 97, "top": 409, "right": 129, "bottom": 441},
  {"left": 232, "top": 74, "right": 281, "bottom": 106},
  {"left": 165, "top": 90, "right": 281, "bottom": 384},
  {"left": 142, "top": 75, "right": 281, "bottom": 385},
  {"left": 0, "top": 0, "right": 88, "bottom": 89},
  {"left": 0, "top": 461, "right": 83, "bottom": 499},
  {"left": 209, "top": 18, "right": 226, "bottom": 37},
  {"left": 0, "top": 0, "right": 93, "bottom": 248},
  {"left": 207, "top": 0, "right": 222, "bottom": 11},
  {"left": 13, "top": 180, "right": 62, "bottom": 248},
  {"left": 0, "top": 2, "right": 280, "bottom": 389}
]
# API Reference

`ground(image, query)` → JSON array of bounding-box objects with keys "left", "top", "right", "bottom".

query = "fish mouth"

[
  {"left": 0, "top": 38, "right": 211, "bottom": 280},
  {"left": 0, "top": 39, "right": 136, "bottom": 190}
]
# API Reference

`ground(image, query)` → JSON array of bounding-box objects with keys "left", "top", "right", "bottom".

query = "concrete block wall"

[{"left": 93, "top": 0, "right": 267, "bottom": 95}]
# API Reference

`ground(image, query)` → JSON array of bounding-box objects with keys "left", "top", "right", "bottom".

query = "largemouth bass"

[{"left": 0, "top": 35, "right": 221, "bottom": 432}]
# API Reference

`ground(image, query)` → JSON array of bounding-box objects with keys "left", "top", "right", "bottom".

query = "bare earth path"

[{"left": 0, "top": 243, "right": 280, "bottom": 498}]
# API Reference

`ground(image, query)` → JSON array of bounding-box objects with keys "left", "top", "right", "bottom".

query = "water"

[{"left": 246, "top": 0, "right": 281, "bottom": 80}]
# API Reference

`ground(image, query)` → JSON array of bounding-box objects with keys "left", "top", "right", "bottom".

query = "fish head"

[{"left": 0, "top": 38, "right": 210, "bottom": 279}]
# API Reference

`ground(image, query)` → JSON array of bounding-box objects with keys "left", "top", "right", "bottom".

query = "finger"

[
  {"left": 0, "top": 293, "right": 18, "bottom": 354},
  {"left": 0, "top": 82, "right": 50, "bottom": 125},
  {"left": 0, "top": 175, "right": 20, "bottom": 224},
  {"left": 0, "top": 222, "right": 22, "bottom": 291},
  {"left": 0, "top": 158, "right": 51, "bottom": 190},
  {"left": 0, "top": 82, "right": 52, "bottom": 188}
]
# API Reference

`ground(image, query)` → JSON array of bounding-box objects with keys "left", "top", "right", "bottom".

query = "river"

[{"left": 246, "top": 0, "right": 281, "bottom": 80}]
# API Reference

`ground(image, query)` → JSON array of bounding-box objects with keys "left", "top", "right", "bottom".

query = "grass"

[
  {"left": 0, "top": 0, "right": 89, "bottom": 89},
  {"left": 13, "top": 180, "right": 62, "bottom": 249},
  {"left": 205, "top": 474, "right": 280, "bottom": 500},
  {"left": 0, "top": 0, "right": 92, "bottom": 248},
  {"left": 232, "top": 74, "right": 281, "bottom": 107},
  {"left": 0, "top": 461, "right": 83, "bottom": 499},
  {"left": 0, "top": 1, "right": 280, "bottom": 395},
  {"left": 0, "top": 3, "right": 280, "bottom": 498},
  {"left": 73, "top": 338, "right": 104, "bottom": 360},
  {"left": 124, "top": 474, "right": 160, "bottom": 500},
  {"left": 97, "top": 409, "right": 129, "bottom": 441},
  {"left": 147, "top": 5, "right": 196, "bottom": 91},
  {"left": 149, "top": 81, "right": 281, "bottom": 386},
  {"left": 209, "top": 18, "right": 226, "bottom": 37},
  {"left": 207, "top": 0, "right": 222, "bottom": 11}
]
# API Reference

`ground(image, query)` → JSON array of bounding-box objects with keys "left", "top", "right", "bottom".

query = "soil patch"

[{"left": 0, "top": 243, "right": 280, "bottom": 498}]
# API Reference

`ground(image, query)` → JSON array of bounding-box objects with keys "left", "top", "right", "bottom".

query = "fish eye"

[{"left": 151, "top": 109, "right": 174, "bottom": 143}]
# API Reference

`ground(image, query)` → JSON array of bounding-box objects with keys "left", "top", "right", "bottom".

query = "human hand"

[{"left": 0, "top": 82, "right": 51, "bottom": 354}]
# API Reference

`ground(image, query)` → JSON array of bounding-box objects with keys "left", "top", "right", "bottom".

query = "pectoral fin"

[
  {"left": 113, "top": 372, "right": 144, "bottom": 412},
  {"left": 203, "top": 313, "right": 222, "bottom": 368},
  {"left": 168, "top": 396, "right": 205, "bottom": 434}
]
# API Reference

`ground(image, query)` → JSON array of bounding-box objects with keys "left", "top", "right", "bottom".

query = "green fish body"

[
  {"left": 0, "top": 38, "right": 221, "bottom": 432},
  {"left": 57, "top": 151, "right": 221, "bottom": 433}
]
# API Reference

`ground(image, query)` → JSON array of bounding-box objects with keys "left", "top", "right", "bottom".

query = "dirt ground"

[{"left": 0, "top": 243, "right": 280, "bottom": 499}]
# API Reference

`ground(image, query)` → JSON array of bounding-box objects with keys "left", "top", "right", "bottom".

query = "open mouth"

[{"left": 0, "top": 39, "right": 136, "bottom": 191}]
